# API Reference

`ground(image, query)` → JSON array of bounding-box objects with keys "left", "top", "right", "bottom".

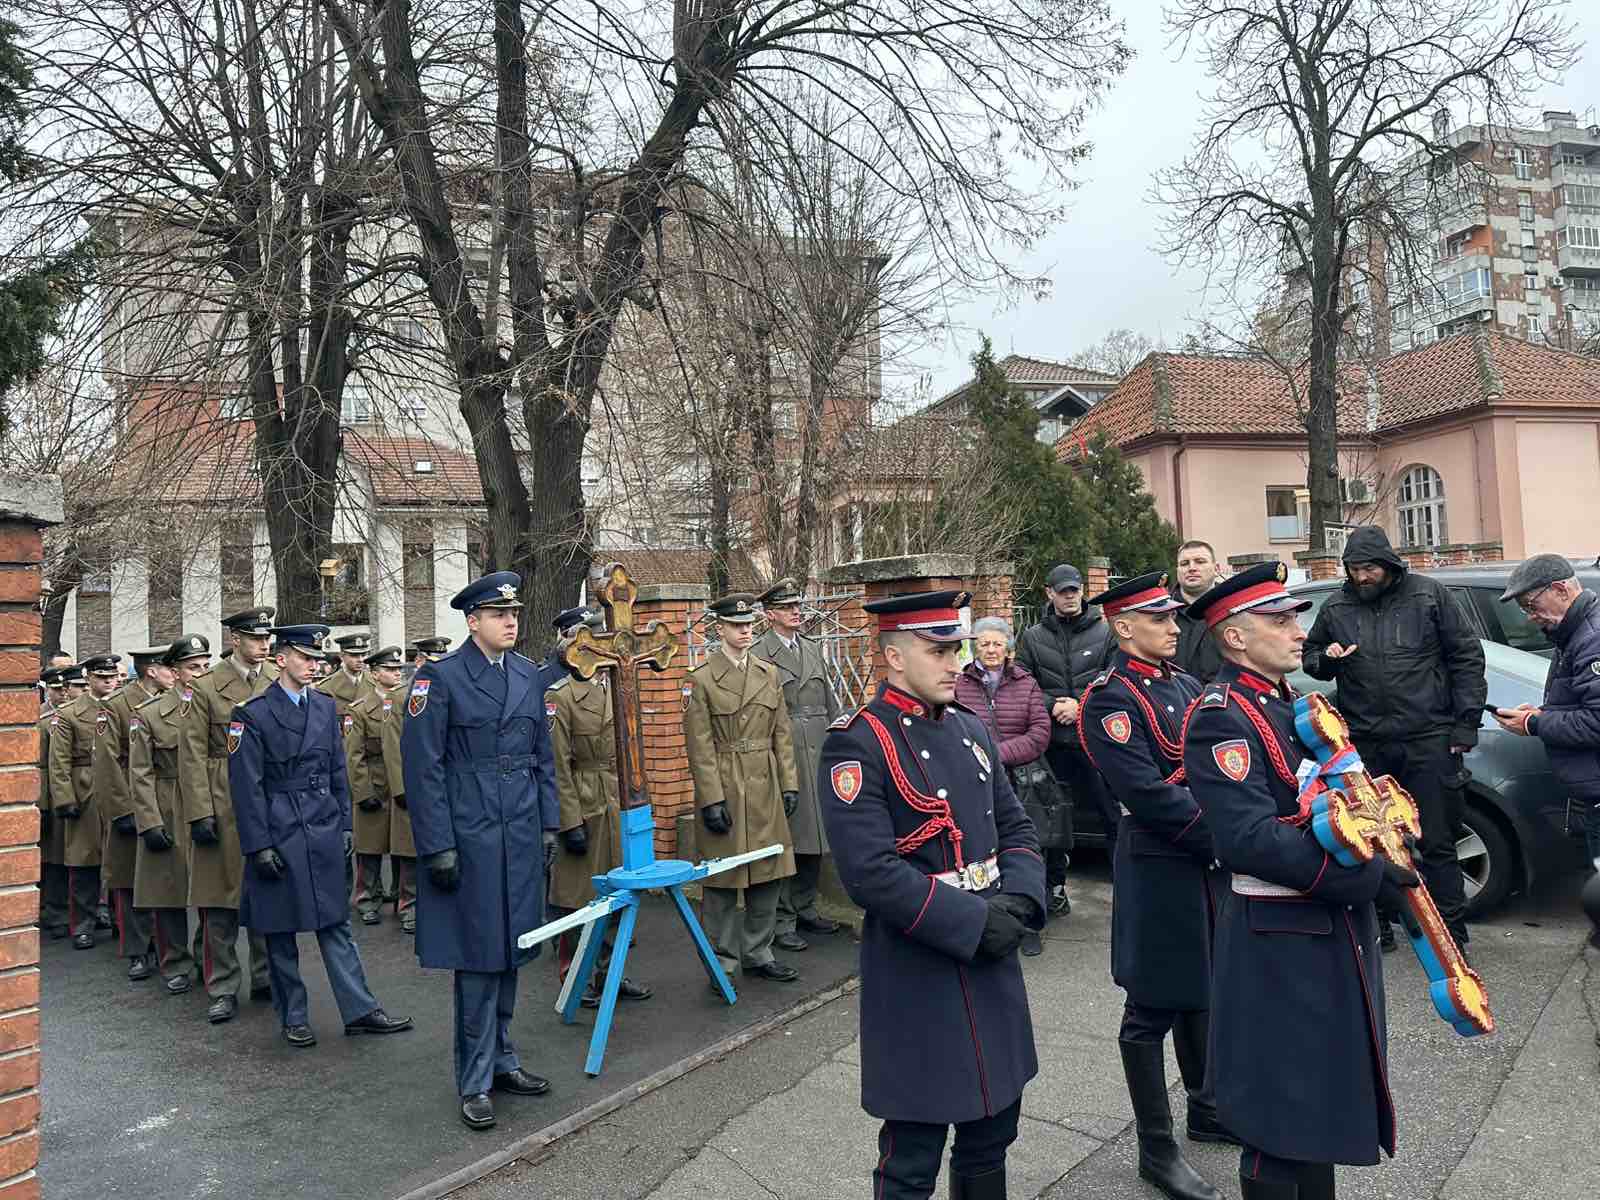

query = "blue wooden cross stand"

[{"left": 515, "top": 563, "right": 784, "bottom": 1077}]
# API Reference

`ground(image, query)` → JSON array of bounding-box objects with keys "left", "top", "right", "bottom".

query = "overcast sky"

[{"left": 913, "top": 1, "right": 1600, "bottom": 398}]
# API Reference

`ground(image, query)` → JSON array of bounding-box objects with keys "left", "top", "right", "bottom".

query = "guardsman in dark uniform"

[
  {"left": 182, "top": 609, "right": 278, "bottom": 1022},
  {"left": 752, "top": 578, "right": 843, "bottom": 953},
  {"left": 546, "top": 606, "right": 653, "bottom": 1006},
  {"left": 96, "top": 647, "right": 171, "bottom": 981},
  {"left": 1182, "top": 563, "right": 1418, "bottom": 1200},
  {"left": 228, "top": 624, "right": 412, "bottom": 1047},
  {"left": 346, "top": 646, "right": 407, "bottom": 926},
  {"left": 820, "top": 591, "right": 1046, "bottom": 1200},
  {"left": 400, "top": 572, "right": 560, "bottom": 1131},
  {"left": 37, "top": 667, "right": 70, "bottom": 940},
  {"left": 50, "top": 653, "right": 122, "bottom": 948},
  {"left": 130, "top": 637, "right": 210, "bottom": 994},
  {"left": 1080, "top": 574, "right": 1226, "bottom": 1200}
]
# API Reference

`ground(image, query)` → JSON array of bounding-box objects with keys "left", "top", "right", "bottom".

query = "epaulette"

[
  {"left": 1196, "top": 685, "right": 1229, "bottom": 710},
  {"left": 827, "top": 707, "right": 860, "bottom": 731},
  {"left": 546, "top": 674, "right": 571, "bottom": 692},
  {"left": 1089, "top": 669, "right": 1112, "bottom": 689},
  {"left": 134, "top": 693, "right": 163, "bottom": 711},
  {"left": 688, "top": 659, "right": 710, "bottom": 675}
]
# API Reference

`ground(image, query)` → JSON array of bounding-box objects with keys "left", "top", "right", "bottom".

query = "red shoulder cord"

[
  {"left": 1225, "top": 690, "right": 1301, "bottom": 789},
  {"left": 1079, "top": 676, "right": 1186, "bottom": 785},
  {"left": 858, "top": 709, "right": 966, "bottom": 868}
]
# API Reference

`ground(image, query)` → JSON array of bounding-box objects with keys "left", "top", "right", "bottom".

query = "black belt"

[
  {"left": 450, "top": 754, "right": 535, "bottom": 774},
  {"left": 70, "top": 757, "right": 91, "bottom": 767},
  {"left": 790, "top": 706, "right": 828, "bottom": 719},
  {"left": 265, "top": 772, "right": 329, "bottom": 791}
]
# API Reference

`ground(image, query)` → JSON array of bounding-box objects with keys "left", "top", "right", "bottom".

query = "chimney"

[{"left": 1543, "top": 110, "right": 1577, "bottom": 132}]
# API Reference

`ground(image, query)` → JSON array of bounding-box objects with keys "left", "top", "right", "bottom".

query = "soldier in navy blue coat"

[
  {"left": 1181, "top": 564, "right": 1419, "bottom": 1200},
  {"left": 400, "top": 572, "right": 561, "bottom": 1132},
  {"left": 819, "top": 590, "right": 1046, "bottom": 1200},
  {"left": 229, "top": 624, "right": 413, "bottom": 1049},
  {"left": 1079, "top": 573, "right": 1224, "bottom": 1200}
]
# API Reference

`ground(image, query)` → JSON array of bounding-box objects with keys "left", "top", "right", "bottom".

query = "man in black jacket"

[
  {"left": 1172, "top": 540, "right": 1225, "bottom": 682},
  {"left": 1016, "top": 563, "right": 1117, "bottom": 944},
  {"left": 1302, "top": 526, "right": 1486, "bottom": 950}
]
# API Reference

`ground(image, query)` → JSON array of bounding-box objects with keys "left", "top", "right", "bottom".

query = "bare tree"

[
  {"left": 1073, "top": 327, "right": 1159, "bottom": 376},
  {"left": 1156, "top": 0, "right": 1575, "bottom": 550}
]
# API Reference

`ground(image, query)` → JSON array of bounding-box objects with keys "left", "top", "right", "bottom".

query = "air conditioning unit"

[{"left": 1340, "top": 478, "right": 1374, "bottom": 505}]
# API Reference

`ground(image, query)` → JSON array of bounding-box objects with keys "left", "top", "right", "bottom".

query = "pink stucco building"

[{"left": 1059, "top": 330, "right": 1600, "bottom": 563}]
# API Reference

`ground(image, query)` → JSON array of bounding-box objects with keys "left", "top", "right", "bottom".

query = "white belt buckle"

[{"left": 965, "top": 860, "right": 991, "bottom": 890}]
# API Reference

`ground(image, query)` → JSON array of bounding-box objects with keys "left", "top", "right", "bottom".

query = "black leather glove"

[
  {"left": 142, "top": 826, "right": 174, "bottom": 853},
  {"left": 112, "top": 814, "right": 137, "bottom": 837},
  {"left": 358, "top": 796, "right": 383, "bottom": 812},
  {"left": 782, "top": 791, "right": 798, "bottom": 818},
  {"left": 343, "top": 830, "right": 354, "bottom": 857},
  {"left": 993, "top": 891, "right": 1042, "bottom": 929},
  {"left": 700, "top": 803, "right": 732, "bottom": 835},
  {"left": 562, "top": 826, "right": 589, "bottom": 855},
  {"left": 975, "top": 901, "right": 1026, "bottom": 962},
  {"left": 252, "top": 848, "right": 286, "bottom": 880},
  {"left": 1375, "top": 858, "right": 1420, "bottom": 914},
  {"left": 543, "top": 830, "right": 557, "bottom": 871},
  {"left": 58, "top": 804, "right": 83, "bottom": 820},
  {"left": 426, "top": 849, "right": 461, "bottom": 891},
  {"left": 190, "top": 816, "right": 219, "bottom": 845},
  {"left": 394, "top": 793, "right": 407, "bottom": 811}
]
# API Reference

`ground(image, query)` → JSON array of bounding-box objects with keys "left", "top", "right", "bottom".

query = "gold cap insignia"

[{"left": 498, "top": 583, "right": 516, "bottom": 599}]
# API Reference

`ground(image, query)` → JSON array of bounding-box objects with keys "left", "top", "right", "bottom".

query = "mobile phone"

[{"left": 1482, "top": 704, "right": 1502, "bottom": 716}]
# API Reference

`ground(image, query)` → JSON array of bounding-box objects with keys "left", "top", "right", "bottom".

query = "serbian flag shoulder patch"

[
  {"left": 1101, "top": 711, "right": 1133, "bottom": 745},
  {"left": 1213, "top": 738, "right": 1251, "bottom": 782},
  {"left": 408, "top": 679, "right": 431, "bottom": 717},
  {"left": 226, "top": 721, "right": 245, "bottom": 755},
  {"left": 830, "top": 760, "right": 863, "bottom": 804}
]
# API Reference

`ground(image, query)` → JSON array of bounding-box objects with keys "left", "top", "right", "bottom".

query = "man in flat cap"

[
  {"left": 1493, "top": 555, "right": 1600, "bottom": 904},
  {"left": 684, "top": 592, "right": 800, "bottom": 987},
  {"left": 346, "top": 646, "right": 411, "bottom": 929},
  {"left": 752, "top": 579, "right": 842, "bottom": 953},
  {"left": 50, "top": 652, "right": 122, "bottom": 948},
  {"left": 401, "top": 572, "right": 559, "bottom": 1130},
  {"left": 181, "top": 609, "right": 277, "bottom": 1022},
  {"left": 36, "top": 667, "right": 70, "bottom": 939},
  {"left": 96, "top": 647, "right": 173, "bottom": 980},
  {"left": 229, "top": 624, "right": 412, "bottom": 1048}
]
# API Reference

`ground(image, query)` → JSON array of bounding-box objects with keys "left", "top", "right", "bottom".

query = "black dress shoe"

[
  {"left": 127, "top": 955, "right": 154, "bottom": 981},
  {"left": 206, "top": 995, "right": 237, "bottom": 1024},
  {"left": 749, "top": 960, "right": 799, "bottom": 982},
  {"left": 1020, "top": 931, "right": 1043, "bottom": 957},
  {"left": 283, "top": 1024, "right": 317, "bottom": 1048},
  {"left": 165, "top": 974, "right": 192, "bottom": 995},
  {"left": 492, "top": 1068, "right": 550, "bottom": 1096},
  {"left": 796, "top": 914, "right": 842, "bottom": 935},
  {"left": 343, "top": 1009, "right": 413, "bottom": 1035},
  {"left": 461, "top": 1093, "right": 496, "bottom": 1129},
  {"left": 1378, "top": 919, "right": 1397, "bottom": 953},
  {"left": 71, "top": 932, "right": 94, "bottom": 950},
  {"left": 773, "top": 931, "right": 809, "bottom": 952},
  {"left": 581, "top": 977, "right": 655, "bottom": 1008},
  {"left": 360, "top": 910, "right": 380, "bottom": 926}
]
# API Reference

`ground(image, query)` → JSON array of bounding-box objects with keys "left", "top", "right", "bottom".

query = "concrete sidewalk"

[{"left": 457, "top": 864, "right": 1600, "bottom": 1200}]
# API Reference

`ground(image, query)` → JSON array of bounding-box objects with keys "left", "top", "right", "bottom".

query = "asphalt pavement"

[
  {"left": 452, "top": 858, "right": 1600, "bottom": 1200},
  {"left": 38, "top": 891, "right": 860, "bottom": 1199}
]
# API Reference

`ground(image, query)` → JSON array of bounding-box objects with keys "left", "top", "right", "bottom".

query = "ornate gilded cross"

[{"left": 565, "top": 562, "right": 676, "bottom": 817}]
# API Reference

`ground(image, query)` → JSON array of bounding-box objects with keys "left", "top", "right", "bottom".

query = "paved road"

[
  {"left": 39, "top": 892, "right": 859, "bottom": 1199},
  {"left": 456, "top": 861, "right": 1600, "bottom": 1200}
]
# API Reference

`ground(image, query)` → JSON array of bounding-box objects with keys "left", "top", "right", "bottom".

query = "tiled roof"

[
  {"left": 343, "top": 434, "right": 484, "bottom": 505},
  {"left": 995, "top": 354, "right": 1119, "bottom": 386},
  {"left": 1377, "top": 331, "right": 1600, "bottom": 428}
]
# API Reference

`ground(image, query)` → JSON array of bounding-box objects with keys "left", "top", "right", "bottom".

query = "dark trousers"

[
  {"left": 555, "top": 909, "right": 617, "bottom": 982},
  {"left": 263, "top": 922, "right": 379, "bottom": 1028},
  {"left": 353, "top": 853, "right": 386, "bottom": 917},
  {"left": 1584, "top": 802, "right": 1600, "bottom": 866},
  {"left": 1356, "top": 734, "right": 1468, "bottom": 943},
  {"left": 874, "top": 1100, "right": 1021, "bottom": 1199},
  {"left": 39, "top": 863, "right": 68, "bottom": 932},
  {"left": 198, "top": 907, "right": 271, "bottom": 997},
  {"left": 776, "top": 852, "right": 823, "bottom": 934},
  {"left": 1048, "top": 741, "right": 1117, "bottom": 876},
  {"left": 1241, "top": 1146, "right": 1335, "bottom": 1195},
  {"left": 453, "top": 969, "right": 519, "bottom": 1098},
  {"left": 1121, "top": 1001, "right": 1215, "bottom": 1120},
  {"left": 149, "top": 908, "right": 194, "bottom": 981},
  {"left": 67, "top": 866, "right": 101, "bottom": 937},
  {"left": 111, "top": 888, "right": 154, "bottom": 959}
]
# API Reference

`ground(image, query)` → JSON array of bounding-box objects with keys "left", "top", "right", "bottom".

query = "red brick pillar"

[
  {"left": 632, "top": 583, "right": 707, "bottom": 859},
  {"left": 1084, "top": 556, "right": 1112, "bottom": 599},
  {"left": 827, "top": 555, "right": 977, "bottom": 688},
  {"left": 0, "top": 474, "right": 61, "bottom": 1198},
  {"left": 1293, "top": 550, "right": 1342, "bottom": 581},
  {"left": 969, "top": 560, "right": 1016, "bottom": 624}
]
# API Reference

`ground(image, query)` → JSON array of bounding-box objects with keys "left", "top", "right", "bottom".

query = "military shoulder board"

[
  {"left": 828, "top": 708, "right": 859, "bottom": 731},
  {"left": 1197, "top": 686, "right": 1229, "bottom": 710}
]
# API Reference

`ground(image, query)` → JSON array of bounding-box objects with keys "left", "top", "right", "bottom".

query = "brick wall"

[
  {"left": 0, "top": 474, "right": 63, "bottom": 1200},
  {"left": 633, "top": 584, "right": 707, "bottom": 859},
  {"left": 1084, "top": 556, "right": 1112, "bottom": 599},
  {"left": 1397, "top": 541, "right": 1505, "bottom": 572},
  {"left": 1293, "top": 551, "right": 1342, "bottom": 581}
]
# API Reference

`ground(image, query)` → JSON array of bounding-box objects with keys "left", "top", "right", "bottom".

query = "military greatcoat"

[
  {"left": 129, "top": 690, "right": 194, "bottom": 909},
  {"left": 317, "top": 667, "right": 368, "bottom": 720},
  {"left": 181, "top": 660, "right": 277, "bottom": 908},
  {"left": 683, "top": 651, "right": 798, "bottom": 888},
  {"left": 547, "top": 674, "right": 621, "bottom": 910},
  {"left": 400, "top": 641, "right": 560, "bottom": 972},
  {"left": 1183, "top": 660, "right": 1394, "bottom": 1166},
  {"left": 1080, "top": 651, "right": 1215, "bottom": 1011},
  {"left": 48, "top": 692, "right": 104, "bottom": 867},
  {"left": 38, "top": 710, "right": 66, "bottom": 868},
  {"left": 95, "top": 679, "right": 157, "bottom": 890},
  {"left": 820, "top": 684, "right": 1046, "bottom": 1125},
  {"left": 229, "top": 685, "right": 353, "bottom": 933},
  {"left": 347, "top": 684, "right": 406, "bottom": 855},
  {"left": 751, "top": 630, "right": 840, "bottom": 857}
]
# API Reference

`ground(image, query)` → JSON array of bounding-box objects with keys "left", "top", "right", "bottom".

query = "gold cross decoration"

[{"left": 565, "top": 563, "right": 677, "bottom": 811}]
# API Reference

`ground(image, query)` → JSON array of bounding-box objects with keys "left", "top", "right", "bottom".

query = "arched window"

[{"left": 1396, "top": 465, "right": 1447, "bottom": 548}]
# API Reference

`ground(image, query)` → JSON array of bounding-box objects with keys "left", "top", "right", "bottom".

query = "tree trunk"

[
  {"left": 791, "top": 365, "right": 827, "bottom": 581},
  {"left": 1305, "top": 236, "right": 1343, "bottom": 551}
]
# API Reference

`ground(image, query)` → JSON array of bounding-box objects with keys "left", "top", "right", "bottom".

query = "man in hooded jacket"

[{"left": 1301, "top": 526, "right": 1486, "bottom": 950}]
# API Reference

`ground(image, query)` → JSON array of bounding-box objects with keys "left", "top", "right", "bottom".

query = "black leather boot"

[
  {"left": 1296, "top": 1163, "right": 1335, "bottom": 1200},
  {"left": 949, "top": 1165, "right": 1006, "bottom": 1199},
  {"left": 1173, "top": 1011, "right": 1239, "bottom": 1145},
  {"left": 1119, "top": 1040, "right": 1221, "bottom": 1200},
  {"left": 1239, "top": 1175, "right": 1298, "bottom": 1200}
]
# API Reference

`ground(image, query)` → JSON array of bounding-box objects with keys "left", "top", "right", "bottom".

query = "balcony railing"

[
  {"left": 1553, "top": 162, "right": 1600, "bottom": 191},
  {"left": 1558, "top": 244, "right": 1600, "bottom": 276}
]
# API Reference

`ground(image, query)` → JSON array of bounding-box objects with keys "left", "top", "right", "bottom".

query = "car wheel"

[{"left": 1458, "top": 805, "right": 1513, "bottom": 917}]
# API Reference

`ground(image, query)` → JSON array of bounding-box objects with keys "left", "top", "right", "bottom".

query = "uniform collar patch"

[{"left": 880, "top": 685, "right": 926, "bottom": 718}]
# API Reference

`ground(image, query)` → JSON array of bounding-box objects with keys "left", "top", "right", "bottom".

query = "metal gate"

[{"left": 684, "top": 591, "right": 877, "bottom": 711}]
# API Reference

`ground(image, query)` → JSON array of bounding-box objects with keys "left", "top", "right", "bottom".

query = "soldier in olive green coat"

[
  {"left": 180, "top": 612, "right": 276, "bottom": 1023},
  {"left": 36, "top": 668, "right": 70, "bottom": 939},
  {"left": 50, "top": 653, "right": 123, "bottom": 947},
  {"left": 318, "top": 631, "right": 372, "bottom": 717},
  {"left": 684, "top": 593, "right": 799, "bottom": 984},
  {"left": 94, "top": 648, "right": 170, "bottom": 979},
  {"left": 345, "top": 646, "right": 412, "bottom": 929}
]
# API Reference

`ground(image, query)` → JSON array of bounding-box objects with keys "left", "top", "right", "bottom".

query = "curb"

[{"left": 393, "top": 974, "right": 861, "bottom": 1200}]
